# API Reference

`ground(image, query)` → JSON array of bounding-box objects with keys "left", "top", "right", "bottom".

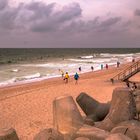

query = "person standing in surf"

[
  {"left": 117, "top": 61, "right": 120, "bottom": 68},
  {"left": 106, "top": 64, "right": 108, "bottom": 69},
  {"left": 91, "top": 66, "right": 94, "bottom": 71},
  {"left": 59, "top": 69, "right": 64, "bottom": 78},
  {"left": 79, "top": 66, "right": 81, "bottom": 72},
  {"left": 101, "top": 64, "right": 103, "bottom": 70}
]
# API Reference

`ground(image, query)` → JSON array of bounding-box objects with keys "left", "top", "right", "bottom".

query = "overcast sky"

[{"left": 0, "top": 0, "right": 140, "bottom": 48}]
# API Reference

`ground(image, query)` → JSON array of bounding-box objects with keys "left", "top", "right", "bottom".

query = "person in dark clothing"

[
  {"left": 117, "top": 61, "right": 120, "bottom": 68},
  {"left": 74, "top": 72, "right": 79, "bottom": 84},
  {"left": 91, "top": 66, "right": 94, "bottom": 71},
  {"left": 101, "top": 64, "right": 103, "bottom": 70},
  {"left": 106, "top": 64, "right": 108, "bottom": 69},
  {"left": 110, "top": 78, "right": 114, "bottom": 84},
  {"left": 133, "top": 82, "right": 137, "bottom": 89},
  {"left": 132, "top": 58, "right": 135, "bottom": 63},
  {"left": 79, "top": 67, "right": 81, "bottom": 72},
  {"left": 126, "top": 81, "right": 130, "bottom": 88}
]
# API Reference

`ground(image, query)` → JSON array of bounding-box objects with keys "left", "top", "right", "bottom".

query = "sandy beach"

[{"left": 0, "top": 62, "right": 140, "bottom": 140}]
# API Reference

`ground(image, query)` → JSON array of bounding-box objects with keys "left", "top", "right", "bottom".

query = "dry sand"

[{"left": 0, "top": 62, "right": 140, "bottom": 140}]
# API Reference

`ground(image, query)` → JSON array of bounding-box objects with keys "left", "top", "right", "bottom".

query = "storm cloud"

[
  {"left": 0, "top": 1, "right": 82, "bottom": 32},
  {"left": 134, "top": 9, "right": 140, "bottom": 16},
  {"left": 0, "top": 1, "right": 124, "bottom": 33},
  {"left": 0, "top": 0, "right": 8, "bottom": 10},
  {"left": 0, "top": 0, "right": 140, "bottom": 48},
  {"left": 30, "top": 3, "right": 82, "bottom": 32}
]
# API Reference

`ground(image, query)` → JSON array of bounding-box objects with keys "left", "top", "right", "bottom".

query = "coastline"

[
  {"left": 0, "top": 63, "right": 123, "bottom": 100},
  {"left": 0, "top": 61, "right": 126, "bottom": 91},
  {"left": 0, "top": 61, "right": 139, "bottom": 139}
]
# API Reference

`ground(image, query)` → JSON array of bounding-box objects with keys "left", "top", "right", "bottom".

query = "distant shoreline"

[{"left": 0, "top": 62, "right": 117, "bottom": 89}]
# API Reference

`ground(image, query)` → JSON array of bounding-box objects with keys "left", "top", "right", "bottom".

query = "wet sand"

[{"left": 0, "top": 62, "right": 139, "bottom": 140}]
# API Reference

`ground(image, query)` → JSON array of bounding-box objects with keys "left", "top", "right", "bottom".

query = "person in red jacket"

[{"left": 106, "top": 64, "right": 108, "bottom": 69}]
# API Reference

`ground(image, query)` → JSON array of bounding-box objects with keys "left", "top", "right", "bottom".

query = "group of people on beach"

[
  {"left": 58, "top": 61, "right": 122, "bottom": 84},
  {"left": 59, "top": 58, "right": 136, "bottom": 85},
  {"left": 99, "top": 61, "right": 120, "bottom": 71},
  {"left": 59, "top": 65, "right": 95, "bottom": 84},
  {"left": 79, "top": 64, "right": 110, "bottom": 71},
  {"left": 59, "top": 69, "right": 79, "bottom": 84}
]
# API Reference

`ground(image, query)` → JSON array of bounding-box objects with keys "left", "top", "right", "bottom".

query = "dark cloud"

[
  {"left": 15, "top": 2, "right": 57, "bottom": 31},
  {"left": 0, "top": 1, "right": 139, "bottom": 48},
  {"left": 0, "top": 1, "right": 123, "bottom": 34},
  {"left": 96, "top": 17, "right": 121, "bottom": 32},
  {"left": 54, "top": 3, "right": 82, "bottom": 22},
  {"left": 63, "top": 16, "right": 122, "bottom": 34},
  {"left": 100, "top": 17, "right": 121, "bottom": 27},
  {"left": 25, "top": 2, "right": 56, "bottom": 21},
  {"left": 0, "top": 8, "right": 18, "bottom": 29},
  {"left": 30, "top": 3, "right": 82, "bottom": 32},
  {"left": 134, "top": 9, "right": 140, "bottom": 16},
  {"left": 0, "top": 0, "right": 8, "bottom": 10},
  {"left": 0, "top": 1, "right": 82, "bottom": 32}
]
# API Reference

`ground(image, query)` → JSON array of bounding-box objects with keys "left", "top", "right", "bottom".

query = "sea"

[{"left": 0, "top": 48, "right": 140, "bottom": 87}]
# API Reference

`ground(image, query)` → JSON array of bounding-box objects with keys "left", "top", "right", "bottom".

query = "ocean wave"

[
  {"left": 15, "top": 73, "right": 41, "bottom": 81},
  {"left": 0, "top": 61, "right": 118, "bottom": 87},
  {"left": 68, "top": 58, "right": 114, "bottom": 63},
  {"left": 123, "top": 56, "right": 134, "bottom": 62},
  {"left": 22, "top": 63, "right": 67, "bottom": 68},
  {"left": 0, "top": 78, "right": 17, "bottom": 87},
  {"left": 80, "top": 55, "right": 94, "bottom": 59},
  {"left": 1, "top": 53, "right": 139, "bottom": 88},
  {"left": 0, "top": 73, "right": 41, "bottom": 87},
  {"left": 11, "top": 69, "right": 19, "bottom": 72},
  {"left": 100, "top": 53, "right": 134, "bottom": 58}
]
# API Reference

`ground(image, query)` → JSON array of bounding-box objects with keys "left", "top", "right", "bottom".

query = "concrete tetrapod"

[
  {"left": 133, "top": 89, "right": 140, "bottom": 120},
  {"left": 34, "top": 128, "right": 64, "bottom": 140},
  {"left": 76, "top": 92, "right": 110, "bottom": 121},
  {"left": 115, "top": 120, "right": 140, "bottom": 140},
  {"left": 105, "top": 133, "right": 132, "bottom": 140},
  {"left": 53, "top": 95, "right": 83, "bottom": 135},
  {"left": 83, "top": 117, "right": 95, "bottom": 126},
  {"left": 95, "top": 87, "right": 136, "bottom": 131},
  {"left": 73, "top": 125, "right": 109, "bottom": 140},
  {"left": 111, "top": 126, "right": 137, "bottom": 140},
  {"left": 0, "top": 128, "right": 19, "bottom": 140},
  {"left": 74, "top": 137, "right": 90, "bottom": 140}
]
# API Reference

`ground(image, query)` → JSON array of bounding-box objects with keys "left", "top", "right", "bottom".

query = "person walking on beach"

[
  {"left": 74, "top": 72, "right": 79, "bottom": 84},
  {"left": 101, "top": 64, "right": 103, "bottom": 70},
  {"left": 117, "top": 61, "right": 120, "bottom": 68},
  {"left": 132, "top": 58, "right": 135, "bottom": 63},
  {"left": 79, "top": 66, "right": 81, "bottom": 72},
  {"left": 59, "top": 69, "right": 64, "bottom": 78},
  {"left": 91, "top": 66, "right": 94, "bottom": 71},
  {"left": 110, "top": 78, "right": 114, "bottom": 84},
  {"left": 64, "top": 72, "right": 69, "bottom": 83},
  {"left": 106, "top": 64, "right": 108, "bottom": 69}
]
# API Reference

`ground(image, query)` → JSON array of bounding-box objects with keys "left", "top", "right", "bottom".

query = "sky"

[{"left": 0, "top": 0, "right": 140, "bottom": 48}]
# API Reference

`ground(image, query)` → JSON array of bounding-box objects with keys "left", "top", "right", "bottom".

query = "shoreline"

[
  {"left": 0, "top": 60, "right": 131, "bottom": 89},
  {"left": 0, "top": 62, "right": 120, "bottom": 90},
  {"left": 0, "top": 62, "right": 133, "bottom": 101},
  {"left": 0, "top": 64, "right": 119, "bottom": 94}
]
